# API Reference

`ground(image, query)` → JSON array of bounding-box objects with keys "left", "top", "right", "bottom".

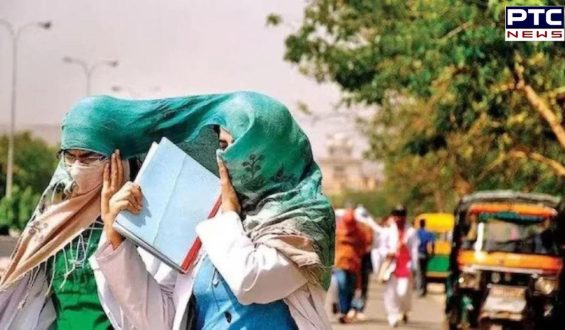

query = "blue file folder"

[{"left": 114, "top": 137, "right": 221, "bottom": 272}]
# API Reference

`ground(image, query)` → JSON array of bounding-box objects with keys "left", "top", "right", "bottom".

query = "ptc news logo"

[{"left": 505, "top": 6, "right": 564, "bottom": 41}]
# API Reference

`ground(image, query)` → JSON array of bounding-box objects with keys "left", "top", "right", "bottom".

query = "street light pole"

[
  {"left": 62, "top": 57, "right": 119, "bottom": 96},
  {"left": 0, "top": 19, "right": 51, "bottom": 198}
]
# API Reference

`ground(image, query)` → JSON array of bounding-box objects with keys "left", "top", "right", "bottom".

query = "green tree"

[
  {"left": 271, "top": 0, "right": 565, "bottom": 209},
  {"left": 0, "top": 132, "right": 58, "bottom": 195},
  {"left": 0, "top": 185, "right": 41, "bottom": 231},
  {"left": 0, "top": 132, "right": 58, "bottom": 230}
]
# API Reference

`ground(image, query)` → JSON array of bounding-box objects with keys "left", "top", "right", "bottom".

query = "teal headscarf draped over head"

[{"left": 61, "top": 91, "right": 335, "bottom": 289}]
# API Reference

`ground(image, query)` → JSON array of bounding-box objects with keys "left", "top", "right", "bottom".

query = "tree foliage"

[
  {"left": 0, "top": 185, "right": 40, "bottom": 231},
  {"left": 0, "top": 132, "right": 58, "bottom": 230},
  {"left": 273, "top": 0, "right": 565, "bottom": 211}
]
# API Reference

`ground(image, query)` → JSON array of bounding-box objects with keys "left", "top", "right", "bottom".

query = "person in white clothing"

[
  {"left": 383, "top": 205, "right": 419, "bottom": 328},
  {"left": 97, "top": 122, "right": 335, "bottom": 329},
  {"left": 373, "top": 216, "right": 399, "bottom": 275}
]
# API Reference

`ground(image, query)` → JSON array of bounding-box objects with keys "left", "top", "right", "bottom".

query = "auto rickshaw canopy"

[
  {"left": 468, "top": 203, "right": 557, "bottom": 218},
  {"left": 415, "top": 213, "right": 455, "bottom": 232}
]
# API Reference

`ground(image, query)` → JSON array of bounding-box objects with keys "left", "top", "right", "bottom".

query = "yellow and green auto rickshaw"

[
  {"left": 445, "top": 191, "right": 565, "bottom": 330},
  {"left": 415, "top": 213, "right": 455, "bottom": 282}
]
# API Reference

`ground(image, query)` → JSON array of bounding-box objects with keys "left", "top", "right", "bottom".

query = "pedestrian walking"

[
  {"left": 350, "top": 205, "right": 377, "bottom": 321},
  {"left": 0, "top": 112, "right": 145, "bottom": 328},
  {"left": 86, "top": 92, "right": 335, "bottom": 329},
  {"left": 334, "top": 208, "right": 372, "bottom": 324},
  {"left": 373, "top": 216, "right": 398, "bottom": 279},
  {"left": 383, "top": 205, "right": 419, "bottom": 328},
  {"left": 416, "top": 218, "right": 435, "bottom": 297}
]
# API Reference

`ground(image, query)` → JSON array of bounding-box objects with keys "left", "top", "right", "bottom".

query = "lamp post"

[
  {"left": 62, "top": 57, "right": 119, "bottom": 96},
  {"left": 0, "top": 19, "right": 52, "bottom": 197}
]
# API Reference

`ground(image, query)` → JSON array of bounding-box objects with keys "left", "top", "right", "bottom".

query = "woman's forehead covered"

[
  {"left": 63, "top": 149, "right": 102, "bottom": 156},
  {"left": 60, "top": 92, "right": 303, "bottom": 157},
  {"left": 60, "top": 92, "right": 315, "bottom": 204}
]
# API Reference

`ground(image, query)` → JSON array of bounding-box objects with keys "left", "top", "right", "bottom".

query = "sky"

[{"left": 0, "top": 0, "right": 371, "bottom": 158}]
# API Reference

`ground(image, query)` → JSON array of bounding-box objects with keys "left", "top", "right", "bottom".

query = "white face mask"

[{"left": 67, "top": 161, "right": 107, "bottom": 195}]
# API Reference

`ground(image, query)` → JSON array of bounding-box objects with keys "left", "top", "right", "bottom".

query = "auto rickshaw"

[
  {"left": 415, "top": 213, "right": 454, "bottom": 282},
  {"left": 445, "top": 191, "right": 564, "bottom": 330}
]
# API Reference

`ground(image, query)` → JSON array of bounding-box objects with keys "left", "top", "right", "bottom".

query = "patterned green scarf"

[{"left": 61, "top": 92, "right": 335, "bottom": 289}]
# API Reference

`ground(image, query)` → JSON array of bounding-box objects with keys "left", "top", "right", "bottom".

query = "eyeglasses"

[{"left": 57, "top": 150, "right": 107, "bottom": 166}]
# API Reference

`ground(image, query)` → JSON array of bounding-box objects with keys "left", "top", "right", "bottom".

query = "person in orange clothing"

[
  {"left": 349, "top": 214, "right": 375, "bottom": 321},
  {"left": 334, "top": 208, "right": 373, "bottom": 323}
]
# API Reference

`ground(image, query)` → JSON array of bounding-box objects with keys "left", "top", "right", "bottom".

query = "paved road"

[
  {"left": 327, "top": 277, "right": 445, "bottom": 330},
  {"left": 0, "top": 235, "right": 17, "bottom": 256},
  {"left": 0, "top": 235, "right": 17, "bottom": 274}
]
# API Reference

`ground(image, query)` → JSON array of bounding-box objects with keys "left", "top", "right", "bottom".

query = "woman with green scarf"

[
  {"left": 82, "top": 91, "right": 335, "bottom": 329},
  {"left": 0, "top": 128, "right": 140, "bottom": 329}
]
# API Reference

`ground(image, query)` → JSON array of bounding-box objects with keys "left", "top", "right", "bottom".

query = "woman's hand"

[
  {"left": 101, "top": 150, "right": 143, "bottom": 249},
  {"left": 218, "top": 159, "right": 241, "bottom": 214}
]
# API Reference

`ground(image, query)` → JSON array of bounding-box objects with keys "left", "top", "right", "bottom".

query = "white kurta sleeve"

[
  {"left": 387, "top": 225, "right": 399, "bottom": 255},
  {"left": 94, "top": 240, "right": 176, "bottom": 330},
  {"left": 196, "top": 211, "right": 308, "bottom": 305}
]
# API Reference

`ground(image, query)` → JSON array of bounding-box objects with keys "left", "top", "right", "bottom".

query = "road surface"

[{"left": 327, "top": 277, "right": 446, "bottom": 329}]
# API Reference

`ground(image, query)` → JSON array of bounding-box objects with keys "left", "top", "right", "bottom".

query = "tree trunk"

[
  {"left": 509, "top": 150, "right": 565, "bottom": 177},
  {"left": 516, "top": 81, "right": 565, "bottom": 151}
]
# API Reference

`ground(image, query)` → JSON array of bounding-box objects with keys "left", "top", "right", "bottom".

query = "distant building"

[{"left": 318, "top": 133, "right": 381, "bottom": 195}]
